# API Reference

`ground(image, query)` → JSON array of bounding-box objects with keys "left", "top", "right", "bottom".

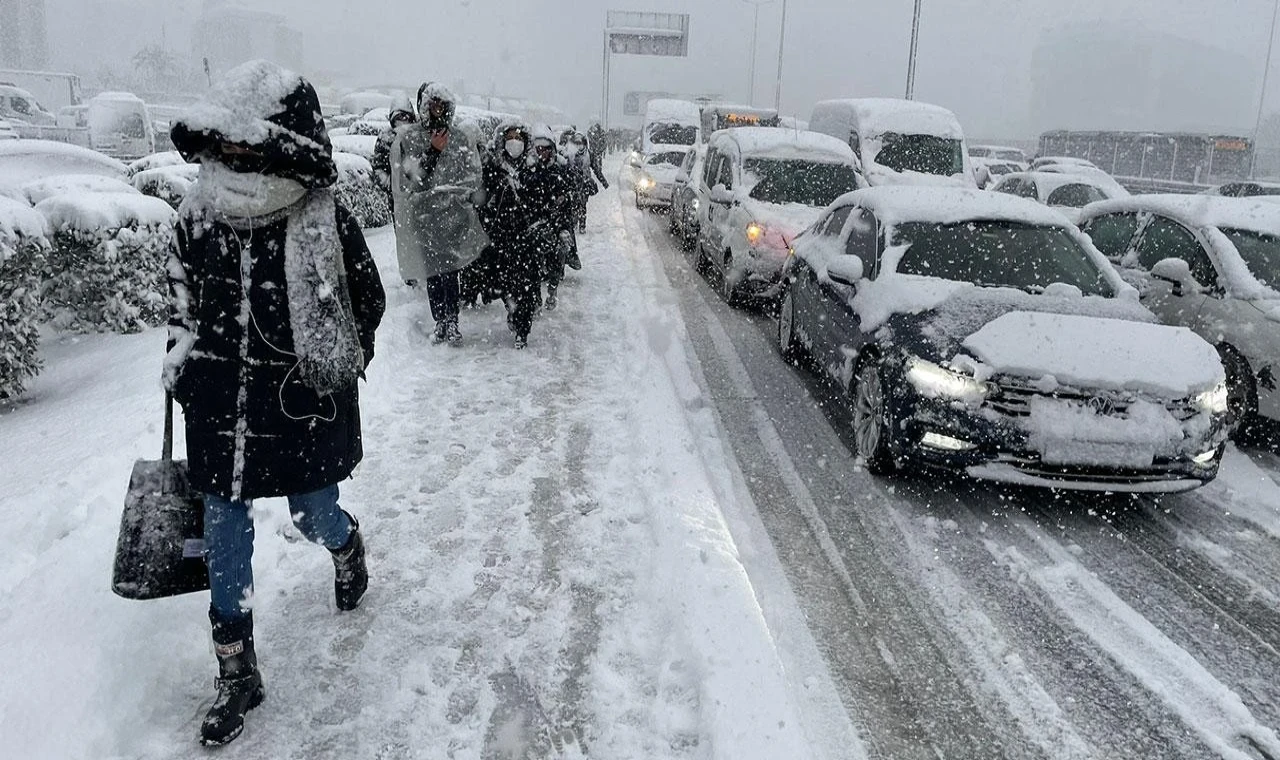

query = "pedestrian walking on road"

[
  {"left": 391, "top": 82, "right": 488, "bottom": 344},
  {"left": 166, "top": 60, "right": 386, "bottom": 748},
  {"left": 527, "top": 127, "right": 576, "bottom": 311},
  {"left": 480, "top": 121, "right": 540, "bottom": 347},
  {"left": 372, "top": 95, "right": 417, "bottom": 209}
]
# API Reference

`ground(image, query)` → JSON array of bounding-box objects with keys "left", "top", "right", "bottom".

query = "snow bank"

[
  {"left": 131, "top": 164, "right": 199, "bottom": 209},
  {"left": 330, "top": 134, "right": 377, "bottom": 161},
  {"left": 0, "top": 197, "right": 50, "bottom": 397},
  {"left": 334, "top": 152, "right": 390, "bottom": 229},
  {"left": 37, "top": 193, "right": 176, "bottom": 333},
  {"left": 22, "top": 174, "right": 140, "bottom": 205},
  {"left": 0, "top": 139, "right": 127, "bottom": 185},
  {"left": 963, "top": 311, "right": 1222, "bottom": 397}
]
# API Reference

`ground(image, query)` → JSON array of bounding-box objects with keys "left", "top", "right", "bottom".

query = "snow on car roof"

[
  {"left": 711, "top": 127, "right": 854, "bottom": 163},
  {"left": 90, "top": 91, "right": 145, "bottom": 104},
  {"left": 1001, "top": 171, "right": 1121, "bottom": 196},
  {"left": 1084, "top": 194, "right": 1280, "bottom": 234},
  {"left": 0, "top": 139, "right": 127, "bottom": 184},
  {"left": 971, "top": 144, "right": 1023, "bottom": 153},
  {"left": 644, "top": 98, "right": 700, "bottom": 120},
  {"left": 0, "top": 196, "right": 48, "bottom": 244},
  {"left": 814, "top": 97, "right": 963, "bottom": 139},
  {"left": 35, "top": 192, "right": 176, "bottom": 232},
  {"left": 838, "top": 186, "right": 1074, "bottom": 228}
]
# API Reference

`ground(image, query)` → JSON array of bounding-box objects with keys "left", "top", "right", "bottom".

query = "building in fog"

[
  {"left": 1030, "top": 22, "right": 1256, "bottom": 137},
  {"left": 0, "top": 0, "right": 49, "bottom": 69},
  {"left": 192, "top": 0, "right": 303, "bottom": 76}
]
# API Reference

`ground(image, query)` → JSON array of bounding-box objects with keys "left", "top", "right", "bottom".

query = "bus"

[
  {"left": 700, "top": 104, "right": 781, "bottom": 138},
  {"left": 1037, "top": 130, "right": 1252, "bottom": 185}
]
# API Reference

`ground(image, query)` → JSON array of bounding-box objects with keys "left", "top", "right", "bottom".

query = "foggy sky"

[{"left": 45, "top": 0, "right": 1280, "bottom": 139}]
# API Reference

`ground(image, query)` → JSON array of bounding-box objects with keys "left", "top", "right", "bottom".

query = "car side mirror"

[
  {"left": 824, "top": 255, "right": 864, "bottom": 287},
  {"left": 675, "top": 170, "right": 689, "bottom": 184},
  {"left": 1150, "top": 257, "right": 1200, "bottom": 297},
  {"left": 710, "top": 185, "right": 736, "bottom": 205}
]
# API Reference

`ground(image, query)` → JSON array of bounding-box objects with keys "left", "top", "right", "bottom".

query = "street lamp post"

[
  {"left": 773, "top": 0, "right": 789, "bottom": 111},
  {"left": 905, "top": 0, "right": 923, "bottom": 100},
  {"left": 1251, "top": 0, "right": 1280, "bottom": 179},
  {"left": 742, "top": 0, "right": 774, "bottom": 106}
]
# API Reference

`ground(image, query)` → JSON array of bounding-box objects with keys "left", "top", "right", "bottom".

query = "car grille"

[
  {"left": 986, "top": 378, "right": 1198, "bottom": 422},
  {"left": 992, "top": 456, "right": 1200, "bottom": 483}
]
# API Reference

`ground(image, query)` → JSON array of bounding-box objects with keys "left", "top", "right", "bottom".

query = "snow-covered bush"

[
  {"left": 23, "top": 174, "right": 140, "bottom": 205},
  {"left": 132, "top": 164, "right": 199, "bottom": 209},
  {"left": 347, "top": 120, "right": 384, "bottom": 137},
  {"left": 334, "top": 152, "right": 390, "bottom": 228},
  {"left": 126, "top": 151, "right": 185, "bottom": 177},
  {"left": 331, "top": 134, "right": 377, "bottom": 162},
  {"left": 36, "top": 194, "right": 177, "bottom": 333},
  {"left": 0, "top": 198, "right": 50, "bottom": 398}
]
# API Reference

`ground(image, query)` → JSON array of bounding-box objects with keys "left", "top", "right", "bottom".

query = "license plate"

[{"left": 1040, "top": 439, "right": 1155, "bottom": 468}]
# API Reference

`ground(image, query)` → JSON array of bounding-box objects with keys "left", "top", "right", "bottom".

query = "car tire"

[
  {"left": 777, "top": 287, "right": 807, "bottom": 364},
  {"left": 1220, "top": 346, "right": 1260, "bottom": 442},
  {"left": 634, "top": 192, "right": 642, "bottom": 209},
  {"left": 852, "top": 357, "right": 897, "bottom": 475},
  {"left": 681, "top": 224, "right": 697, "bottom": 252},
  {"left": 721, "top": 250, "right": 739, "bottom": 306},
  {"left": 695, "top": 239, "right": 711, "bottom": 276},
  {"left": 668, "top": 209, "right": 678, "bottom": 235}
]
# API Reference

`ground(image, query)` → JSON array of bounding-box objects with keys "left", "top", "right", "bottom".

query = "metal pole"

[
  {"left": 1251, "top": 0, "right": 1280, "bottom": 179},
  {"left": 748, "top": 2, "right": 761, "bottom": 105},
  {"left": 601, "top": 26, "right": 610, "bottom": 129},
  {"left": 905, "top": 0, "right": 923, "bottom": 100},
  {"left": 773, "top": 0, "right": 789, "bottom": 111}
]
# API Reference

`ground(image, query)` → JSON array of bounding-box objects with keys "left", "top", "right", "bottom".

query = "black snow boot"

[
  {"left": 201, "top": 608, "right": 265, "bottom": 747},
  {"left": 331, "top": 512, "right": 368, "bottom": 611}
]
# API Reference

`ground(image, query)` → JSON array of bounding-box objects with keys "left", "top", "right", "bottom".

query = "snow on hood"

[
  {"left": 36, "top": 192, "right": 177, "bottom": 232},
  {"left": 840, "top": 186, "right": 1076, "bottom": 230},
  {"left": 742, "top": 199, "right": 823, "bottom": 246},
  {"left": 962, "top": 311, "right": 1222, "bottom": 397},
  {"left": 22, "top": 174, "right": 139, "bottom": 205}
]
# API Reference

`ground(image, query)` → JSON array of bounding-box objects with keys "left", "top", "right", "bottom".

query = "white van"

[
  {"left": 87, "top": 92, "right": 155, "bottom": 160},
  {"left": 808, "top": 98, "right": 975, "bottom": 188},
  {"left": 642, "top": 98, "right": 701, "bottom": 155},
  {"left": 0, "top": 84, "right": 56, "bottom": 126}
]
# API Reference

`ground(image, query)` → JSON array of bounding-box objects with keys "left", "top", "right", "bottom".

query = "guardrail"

[{"left": 1115, "top": 176, "right": 1212, "bottom": 195}]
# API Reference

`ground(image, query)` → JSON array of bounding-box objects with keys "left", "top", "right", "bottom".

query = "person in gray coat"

[{"left": 391, "top": 82, "right": 488, "bottom": 343}]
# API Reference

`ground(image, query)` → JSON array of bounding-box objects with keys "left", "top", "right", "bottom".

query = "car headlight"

[
  {"left": 637, "top": 175, "right": 655, "bottom": 190},
  {"left": 746, "top": 222, "right": 765, "bottom": 245},
  {"left": 690, "top": 197, "right": 700, "bottom": 211},
  {"left": 1195, "top": 382, "right": 1229, "bottom": 414},
  {"left": 905, "top": 357, "right": 991, "bottom": 403}
]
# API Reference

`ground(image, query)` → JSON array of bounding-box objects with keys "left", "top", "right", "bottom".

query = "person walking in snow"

[
  {"left": 165, "top": 60, "right": 386, "bottom": 748},
  {"left": 372, "top": 96, "right": 416, "bottom": 208},
  {"left": 391, "top": 82, "right": 488, "bottom": 344},
  {"left": 480, "top": 121, "right": 541, "bottom": 347},
  {"left": 560, "top": 128, "right": 596, "bottom": 238},
  {"left": 527, "top": 127, "right": 576, "bottom": 311}
]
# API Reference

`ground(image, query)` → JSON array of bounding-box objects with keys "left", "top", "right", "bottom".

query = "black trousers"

[
  {"left": 425, "top": 271, "right": 460, "bottom": 325},
  {"left": 498, "top": 241, "right": 541, "bottom": 339}
]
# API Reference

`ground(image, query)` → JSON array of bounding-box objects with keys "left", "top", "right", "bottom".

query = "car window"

[
  {"left": 1218, "top": 228, "right": 1280, "bottom": 289},
  {"left": 702, "top": 151, "right": 718, "bottom": 186},
  {"left": 1046, "top": 183, "right": 1107, "bottom": 207},
  {"left": 993, "top": 178, "right": 1022, "bottom": 196},
  {"left": 1216, "top": 183, "right": 1244, "bottom": 197},
  {"left": 716, "top": 154, "right": 734, "bottom": 189},
  {"left": 1133, "top": 217, "right": 1208, "bottom": 277},
  {"left": 820, "top": 205, "right": 853, "bottom": 236},
  {"left": 843, "top": 209, "right": 877, "bottom": 272},
  {"left": 1082, "top": 212, "right": 1140, "bottom": 258}
]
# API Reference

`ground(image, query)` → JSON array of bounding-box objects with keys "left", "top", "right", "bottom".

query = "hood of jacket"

[
  {"left": 418, "top": 82, "right": 457, "bottom": 129},
  {"left": 171, "top": 60, "right": 337, "bottom": 189}
]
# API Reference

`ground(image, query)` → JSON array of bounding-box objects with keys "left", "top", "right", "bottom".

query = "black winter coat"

[{"left": 168, "top": 205, "right": 385, "bottom": 501}]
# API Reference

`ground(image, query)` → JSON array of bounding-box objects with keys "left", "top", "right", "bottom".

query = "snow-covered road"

[{"left": 4, "top": 169, "right": 1280, "bottom": 759}]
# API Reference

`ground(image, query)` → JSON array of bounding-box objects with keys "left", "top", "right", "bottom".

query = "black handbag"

[{"left": 111, "top": 393, "right": 210, "bottom": 600}]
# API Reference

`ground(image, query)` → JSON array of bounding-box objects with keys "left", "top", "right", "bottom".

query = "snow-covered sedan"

[
  {"left": 990, "top": 170, "right": 1127, "bottom": 224},
  {"left": 635, "top": 148, "right": 690, "bottom": 210},
  {"left": 668, "top": 144, "right": 704, "bottom": 250},
  {"left": 696, "top": 127, "right": 858, "bottom": 303},
  {"left": 1078, "top": 195, "right": 1280, "bottom": 439},
  {"left": 778, "top": 187, "right": 1228, "bottom": 492}
]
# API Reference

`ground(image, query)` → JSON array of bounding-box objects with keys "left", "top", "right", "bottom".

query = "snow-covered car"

[
  {"left": 696, "top": 127, "right": 859, "bottom": 303},
  {"left": 990, "top": 170, "right": 1128, "bottom": 224},
  {"left": 668, "top": 144, "right": 705, "bottom": 250},
  {"left": 635, "top": 148, "right": 689, "bottom": 210},
  {"left": 0, "top": 119, "right": 17, "bottom": 140},
  {"left": 808, "top": 98, "right": 976, "bottom": 188},
  {"left": 971, "top": 157, "right": 1023, "bottom": 189},
  {"left": 22, "top": 174, "right": 140, "bottom": 205},
  {"left": 0, "top": 84, "right": 56, "bottom": 126},
  {"left": 1078, "top": 195, "right": 1280, "bottom": 438},
  {"left": 969, "top": 144, "right": 1028, "bottom": 167},
  {"left": 86, "top": 92, "right": 156, "bottom": 160},
  {"left": 1031, "top": 155, "right": 1098, "bottom": 171},
  {"left": 1035, "top": 164, "right": 1130, "bottom": 200},
  {"left": 778, "top": 187, "right": 1228, "bottom": 492},
  {"left": 1202, "top": 180, "right": 1280, "bottom": 199},
  {"left": 0, "top": 139, "right": 127, "bottom": 190}
]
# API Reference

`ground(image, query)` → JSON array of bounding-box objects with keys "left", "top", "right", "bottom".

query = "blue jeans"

[{"left": 204, "top": 484, "right": 353, "bottom": 619}]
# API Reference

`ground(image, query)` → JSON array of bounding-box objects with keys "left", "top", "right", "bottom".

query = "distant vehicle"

[
  {"left": 1037, "top": 131, "right": 1253, "bottom": 185},
  {"left": 695, "top": 127, "right": 859, "bottom": 304},
  {"left": 1031, "top": 155, "right": 1098, "bottom": 171},
  {"left": 971, "top": 157, "right": 1023, "bottom": 188},
  {"left": 86, "top": 92, "right": 155, "bottom": 160},
  {"left": 0, "top": 139, "right": 127, "bottom": 189},
  {"left": 340, "top": 91, "right": 395, "bottom": 115},
  {"left": 669, "top": 144, "right": 705, "bottom": 250},
  {"left": 700, "top": 104, "right": 780, "bottom": 138},
  {"left": 642, "top": 98, "right": 701, "bottom": 154},
  {"left": 634, "top": 149, "right": 688, "bottom": 210},
  {"left": 990, "top": 170, "right": 1128, "bottom": 224},
  {"left": 0, "top": 84, "right": 56, "bottom": 126},
  {"left": 779, "top": 186, "right": 1228, "bottom": 491},
  {"left": 969, "top": 144, "right": 1028, "bottom": 166},
  {"left": 1202, "top": 180, "right": 1280, "bottom": 198},
  {"left": 1035, "top": 164, "right": 1130, "bottom": 200},
  {"left": 0, "top": 119, "right": 17, "bottom": 140},
  {"left": 808, "top": 97, "right": 976, "bottom": 188},
  {"left": 1078, "top": 194, "right": 1280, "bottom": 438},
  {"left": 0, "top": 69, "right": 82, "bottom": 112}
]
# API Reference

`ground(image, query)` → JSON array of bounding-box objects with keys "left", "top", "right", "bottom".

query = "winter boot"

[
  {"left": 514, "top": 334, "right": 528, "bottom": 350},
  {"left": 201, "top": 609, "right": 265, "bottom": 747},
  {"left": 546, "top": 286, "right": 558, "bottom": 311},
  {"left": 330, "top": 512, "right": 368, "bottom": 612},
  {"left": 431, "top": 322, "right": 448, "bottom": 344},
  {"left": 444, "top": 319, "right": 463, "bottom": 345}
]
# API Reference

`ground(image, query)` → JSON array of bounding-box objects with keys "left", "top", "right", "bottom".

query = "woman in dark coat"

[
  {"left": 481, "top": 121, "right": 539, "bottom": 347},
  {"left": 165, "top": 60, "right": 386, "bottom": 747}
]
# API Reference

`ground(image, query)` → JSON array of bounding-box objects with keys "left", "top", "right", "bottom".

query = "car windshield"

[
  {"left": 648, "top": 123, "right": 697, "bottom": 146},
  {"left": 647, "top": 151, "right": 686, "bottom": 167},
  {"left": 892, "top": 220, "right": 1115, "bottom": 296},
  {"left": 1241, "top": 185, "right": 1280, "bottom": 197},
  {"left": 1220, "top": 228, "right": 1280, "bottom": 289},
  {"left": 743, "top": 158, "right": 859, "bottom": 206},
  {"left": 1046, "top": 183, "right": 1108, "bottom": 207},
  {"left": 874, "top": 132, "right": 965, "bottom": 176}
]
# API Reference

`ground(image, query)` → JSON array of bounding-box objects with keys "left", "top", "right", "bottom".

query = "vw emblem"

[{"left": 1087, "top": 397, "right": 1117, "bottom": 416}]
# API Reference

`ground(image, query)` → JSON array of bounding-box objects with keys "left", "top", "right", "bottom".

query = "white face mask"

[
  {"left": 198, "top": 160, "right": 307, "bottom": 218},
  {"left": 564, "top": 144, "right": 580, "bottom": 157},
  {"left": 504, "top": 139, "right": 524, "bottom": 159}
]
